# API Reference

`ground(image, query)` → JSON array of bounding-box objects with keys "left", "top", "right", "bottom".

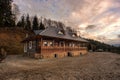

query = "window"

[
  {"left": 29, "top": 41, "right": 32, "bottom": 49},
  {"left": 69, "top": 43, "right": 75, "bottom": 47},
  {"left": 66, "top": 43, "right": 69, "bottom": 47},
  {"left": 79, "top": 43, "right": 82, "bottom": 47},
  {"left": 50, "top": 42, "right": 53, "bottom": 46},
  {"left": 58, "top": 30, "right": 64, "bottom": 35},
  {"left": 82, "top": 43, "right": 86, "bottom": 47},
  {"left": 24, "top": 43, "right": 27, "bottom": 52},
  {"left": 72, "top": 34, "right": 76, "bottom": 37},
  {"left": 72, "top": 33, "right": 77, "bottom": 37},
  {"left": 43, "top": 41, "right": 48, "bottom": 46},
  {"left": 26, "top": 33, "right": 28, "bottom": 38},
  {"left": 59, "top": 42, "right": 64, "bottom": 47},
  {"left": 72, "top": 43, "right": 75, "bottom": 47},
  {"left": 54, "top": 42, "right": 59, "bottom": 47},
  {"left": 69, "top": 43, "right": 72, "bottom": 47}
]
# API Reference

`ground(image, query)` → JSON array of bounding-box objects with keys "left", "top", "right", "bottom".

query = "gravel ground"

[{"left": 0, "top": 52, "right": 120, "bottom": 80}]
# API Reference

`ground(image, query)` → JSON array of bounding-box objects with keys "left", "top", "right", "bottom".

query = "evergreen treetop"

[
  {"left": 32, "top": 15, "right": 39, "bottom": 30},
  {"left": 25, "top": 14, "right": 31, "bottom": 30},
  {"left": 0, "top": 0, "right": 15, "bottom": 27}
]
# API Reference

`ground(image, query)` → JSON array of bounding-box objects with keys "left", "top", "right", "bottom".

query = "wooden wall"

[{"left": 34, "top": 38, "right": 88, "bottom": 59}]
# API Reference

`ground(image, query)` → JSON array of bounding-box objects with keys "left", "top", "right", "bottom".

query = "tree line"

[
  {"left": 0, "top": 0, "right": 46, "bottom": 30},
  {"left": 0, "top": 0, "right": 66, "bottom": 30},
  {"left": 16, "top": 14, "right": 45, "bottom": 30},
  {"left": 86, "top": 38, "right": 120, "bottom": 54}
]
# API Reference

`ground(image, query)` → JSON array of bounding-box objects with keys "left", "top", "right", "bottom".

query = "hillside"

[
  {"left": 113, "top": 44, "right": 120, "bottom": 47},
  {"left": 0, "top": 27, "right": 27, "bottom": 54},
  {"left": 85, "top": 38, "right": 120, "bottom": 54}
]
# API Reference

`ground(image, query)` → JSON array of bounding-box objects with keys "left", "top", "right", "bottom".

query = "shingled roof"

[{"left": 33, "top": 27, "right": 88, "bottom": 42}]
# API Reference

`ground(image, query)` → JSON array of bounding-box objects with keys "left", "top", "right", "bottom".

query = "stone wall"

[{"left": 34, "top": 49, "right": 88, "bottom": 59}]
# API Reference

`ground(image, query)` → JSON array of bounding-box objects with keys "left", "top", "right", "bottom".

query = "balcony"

[{"left": 41, "top": 46, "right": 87, "bottom": 53}]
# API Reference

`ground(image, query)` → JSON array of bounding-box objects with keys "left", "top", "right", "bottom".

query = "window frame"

[
  {"left": 58, "top": 30, "right": 64, "bottom": 35},
  {"left": 43, "top": 41, "right": 48, "bottom": 47},
  {"left": 29, "top": 41, "right": 32, "bottom": 49},
  {"left": 24, "top": 43, "right": 27, "bottom": 52},
  {"left": 49, "top": 41, "right": 53, "bottom": 47}
]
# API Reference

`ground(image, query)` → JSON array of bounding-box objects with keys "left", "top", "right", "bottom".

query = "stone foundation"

[{"left": 34, "top": 50, "right": 88, "bottom": 59}]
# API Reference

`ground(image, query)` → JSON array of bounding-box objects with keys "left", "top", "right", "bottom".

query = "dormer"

[
  {"left": 72, "top": 33, "right": 77, "bottom": 37},
  {"left": 58, "top": 30, "right": 65, "bottom": 35},
  {"left": 72, "top": 34, "right": 76, "bottom": 37}
]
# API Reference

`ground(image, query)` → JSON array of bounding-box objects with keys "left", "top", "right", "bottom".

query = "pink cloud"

[{"left": 14, "top": 0, "right": 120, "bottom": 44}]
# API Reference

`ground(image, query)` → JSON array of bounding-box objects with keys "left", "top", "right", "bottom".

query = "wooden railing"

[{"left": 41, "top": 46, "right": 87, "bottom": 53}]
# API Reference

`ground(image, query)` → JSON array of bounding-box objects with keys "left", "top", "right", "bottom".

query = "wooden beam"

[{"left": 40, "top": 37, "right": 43, "bottom": 54}]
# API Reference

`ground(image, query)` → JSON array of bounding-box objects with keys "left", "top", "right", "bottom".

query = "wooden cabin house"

[{"left": 22, "top": 27, "right": 88, "bottom": 59}]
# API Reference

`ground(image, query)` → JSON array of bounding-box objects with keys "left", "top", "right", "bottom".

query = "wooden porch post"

[
  {"left": 40, "top": 37, "right": 43, "bottom": 54},
  {"left": 64, "top": 41, "right": 65, "bottom": 51}
]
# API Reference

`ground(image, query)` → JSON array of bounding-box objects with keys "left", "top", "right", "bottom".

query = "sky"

[{"left": 14, "top": 0, "right": 120, "bottom": 45}]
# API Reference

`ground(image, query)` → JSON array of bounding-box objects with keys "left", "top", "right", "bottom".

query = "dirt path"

[{"left": 0, "top": 52, "right": 120, "bottom": 80}]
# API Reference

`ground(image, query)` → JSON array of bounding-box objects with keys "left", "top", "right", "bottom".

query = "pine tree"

[
  {"left": 25, "top": 14, "right": 31, "bottom": 30},
  {"left": 39, "top": 21, "right": 45, "bottom": 30},
  {"left": 16, "top": 21, "right": 22, "bottom": 27},
  {"left": 32, "top": 15, "right": 39, "bottom": 30},
  {"left": 0, "top": 0, "right": 15, "bottom": 27},
  {"left": 21, "top": 15, "right": 25, "bottom": 28},
  {"left": 17, "top": 15, "right": 25, "bottom": 28}
]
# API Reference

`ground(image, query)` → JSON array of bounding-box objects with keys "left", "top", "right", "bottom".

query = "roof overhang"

[{"left": 21, "top": 34, "right": 89, "bottom": 43}]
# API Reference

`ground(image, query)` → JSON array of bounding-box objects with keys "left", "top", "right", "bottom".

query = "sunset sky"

[{"left": 14, "top": 0, "right": 120, "bottom": 45}]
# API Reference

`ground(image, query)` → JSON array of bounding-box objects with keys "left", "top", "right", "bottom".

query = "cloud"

[
  {"left": 118, "top": 35, "right": 120, "bottom": 38},
  {"left": 86, "top": 25, "right": 96, "bottom": 30},
  {"left": 106, "top": 38, "right": 120, "bottom": 44},
  {"left": 14, "top": 0, "right": 120, "bottom": 44}
]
